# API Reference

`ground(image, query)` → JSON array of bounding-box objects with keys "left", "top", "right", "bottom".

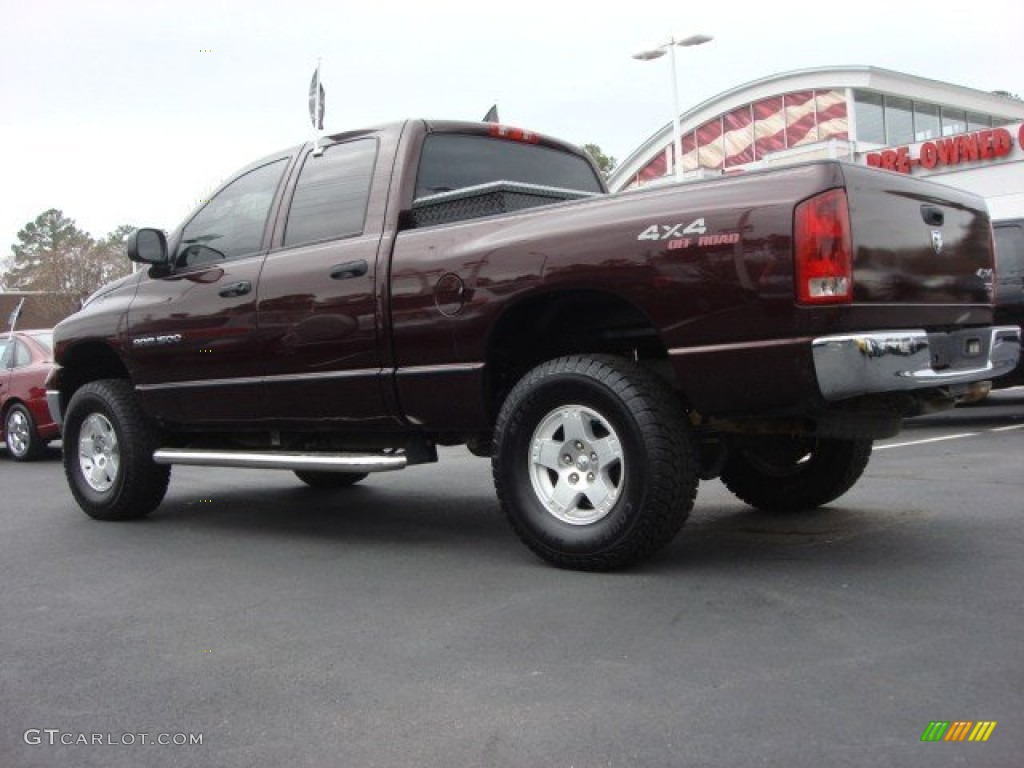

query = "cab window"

[
  {"left": 415, "top": 134, "right": 603, "bottom": 199},
  {"left": 176, "top": 158, "right": 288, "bottom": 268},
  {"left": 283, "top": 139, "right": 377, "bottom": 248}
]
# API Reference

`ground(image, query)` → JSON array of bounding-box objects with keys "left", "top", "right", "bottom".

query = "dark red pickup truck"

[{"left": 48, "top": 119, "right": 1020, "bottom": 570}]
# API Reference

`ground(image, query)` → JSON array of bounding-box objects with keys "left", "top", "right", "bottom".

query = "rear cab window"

[{"left": 410, "top": 133, "right": 603, "bottom": 228}]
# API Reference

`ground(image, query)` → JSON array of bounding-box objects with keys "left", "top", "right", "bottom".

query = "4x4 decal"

[{"left": 638, "top": 218, "right": 740, "bottom": 250}]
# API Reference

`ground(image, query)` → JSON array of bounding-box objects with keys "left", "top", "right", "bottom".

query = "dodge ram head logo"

[{"left": 931, "top": 229, "right": 944, "bottom": 255}]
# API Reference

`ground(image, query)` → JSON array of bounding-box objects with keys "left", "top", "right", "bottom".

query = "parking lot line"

[{"left": 875, "top": 433, "right": 980, "bottom": 451}]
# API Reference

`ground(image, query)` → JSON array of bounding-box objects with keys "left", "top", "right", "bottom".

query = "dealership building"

[{"left": 609, "top": 66, "right": 1024, "bottom": 220}]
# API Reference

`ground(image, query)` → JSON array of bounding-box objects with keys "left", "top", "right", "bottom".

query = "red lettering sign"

[
  {"left": 919, "top": 142, "right": 938, "bottom": 170},
  {"left": 864, "top": 125, "right": 1019, "bottom": 173},
  {"left": 993, "top": 128, "right": 1013, "bottom": 157}
]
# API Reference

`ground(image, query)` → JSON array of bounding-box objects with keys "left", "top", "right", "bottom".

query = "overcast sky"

[{"left": 1, "top": 0, "right": 1022, "bottom": 266}]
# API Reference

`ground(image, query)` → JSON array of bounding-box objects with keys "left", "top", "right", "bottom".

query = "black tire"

[
  {"left": 294, "top": 470, "right": 368, "bottom": 489},
  {"left": 720, "top": 436, "right": 872, "bottom": 513},
  {"left": 492, "top": 355, "right": 699, "bottom": 571},
  {"left": 62, "top": 379, "right": 170, "bottom": 520},
  {"left": 4, "top": 403, "right": 44, "bottom": 461}
]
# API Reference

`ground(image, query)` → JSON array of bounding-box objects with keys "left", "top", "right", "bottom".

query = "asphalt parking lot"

[{"left": 2, "top": 389, "right": 1022, "bottom": 768}]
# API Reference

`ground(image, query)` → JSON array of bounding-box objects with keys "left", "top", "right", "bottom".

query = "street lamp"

[{"left": 633, "top": 34, "right": 713, "bottom": 182}]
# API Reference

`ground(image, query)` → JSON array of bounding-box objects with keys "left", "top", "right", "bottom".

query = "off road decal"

[{"left": 637, "top": 218, "right": 740, "bottom": 250}]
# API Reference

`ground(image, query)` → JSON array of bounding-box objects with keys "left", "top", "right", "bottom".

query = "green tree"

[
  {"left": 5, "top": 210, "right": 134, "bottom": 320},
  {"left": 583, "top": 144, "right": 617, "bottom": 178}
]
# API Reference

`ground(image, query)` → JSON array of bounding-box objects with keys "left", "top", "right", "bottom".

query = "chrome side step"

[{"left": 152, "top": 448, "right": 407, "bottom": 473}]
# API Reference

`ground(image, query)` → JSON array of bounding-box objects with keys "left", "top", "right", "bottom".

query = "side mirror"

[{"left": 126, "top": 228, "right": 168, "bottom": 265}]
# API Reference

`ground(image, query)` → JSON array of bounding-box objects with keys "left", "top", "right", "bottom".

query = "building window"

[
  {"left": 941, "top": 108, "right": 967, "bottom": 137},
  {"left": 786, "top": 91, "right": 818, "bottom": 147},
  {"left": 966, "top": 112, "right": 991, "bottom": 131},
  {"left": 884, "top": 96, "right": 914, "bottom": 145},
  {"left": 754, "top": 96, "right": 786, "bottom": 159},
  {"left": 914, "top": 103, "right": 940, "bottom": 141},
  {"left": 723, "top": 105, "right": 754, "bottom": 167},
  {"left": 697, "top": 118, "right": 724, "bottom": 170},
  {"left": 816, "top": 90, "right": 849, "bottom": 141},
  {"left": 854, "top": 91, "right": 885, "bottom": 144},
  {"left": 681, "top": 132, "right": 698, "bottom": 172}
]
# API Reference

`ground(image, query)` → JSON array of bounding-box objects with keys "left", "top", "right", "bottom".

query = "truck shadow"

[
  {"left": 902, "top": 387, "right": 1024, "bottom": 432},
  {"left": 656, "top": 502, "right": 947, "bottom": 573},
  {"left": 156, "top": 481, "right": 518, "bottom": 560},
  {"left": 149, "top": 478, "right": 949, "bottom": 573}
]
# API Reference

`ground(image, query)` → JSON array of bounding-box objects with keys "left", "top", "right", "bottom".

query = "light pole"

[{"left": 633, "top": 34, "right": 713, "bottom": 182}]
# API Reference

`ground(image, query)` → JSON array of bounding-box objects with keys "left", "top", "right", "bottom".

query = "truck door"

[
  {"left": 257, "top": 137, "right": 390, "bottom": 424},
  {"left": 126, "top": 156, "right": 291, "bottom": 423}
]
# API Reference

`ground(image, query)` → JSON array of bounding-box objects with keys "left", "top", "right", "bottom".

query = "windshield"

[{"left": 415, "top": 134, "right": 603, "bottom": 199}]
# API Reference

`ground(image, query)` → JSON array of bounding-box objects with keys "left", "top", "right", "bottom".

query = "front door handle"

[
  {"left": 330, "top": 260, "right": 368, "bottom": 280},
  {"left": 218, "top": 280, "right": 252, "bottom": 298}
]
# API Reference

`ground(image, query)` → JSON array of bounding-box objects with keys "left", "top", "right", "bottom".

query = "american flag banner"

[
  {"left": 7, "top": 298, "right": 24, "bottom": 331},
  {"left": 309, "top": 64, "right": 325, "bottom": 130},
  {"left": 636, "top": 88, "right": 850, "bottom": 183}
]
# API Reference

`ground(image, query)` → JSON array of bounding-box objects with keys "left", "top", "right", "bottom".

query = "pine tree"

[{"left": 5, "top": 210, "right": 133, "bottom": 320}]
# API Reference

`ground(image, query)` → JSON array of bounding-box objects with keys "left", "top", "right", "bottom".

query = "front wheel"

[
  {"left": 492, "top": 355, "right": 699, "bottom": 571},
  {"left": 5, "top": 403, "right": 44, "bottom": 461},
  {"left": 720, "top": 436, "right": 872, "bottom": 513},
  {"left": 62, "top": 379, "right": 171, "bottom": 520}
]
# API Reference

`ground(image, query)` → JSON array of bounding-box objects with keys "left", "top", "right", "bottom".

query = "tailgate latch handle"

[{"left": 920, "top": 205, "right": 944, "bottom": 226}]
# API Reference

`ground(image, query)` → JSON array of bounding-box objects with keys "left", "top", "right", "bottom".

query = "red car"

[{"left": 1, "top": 329, "right": 60, "bottom": 461}]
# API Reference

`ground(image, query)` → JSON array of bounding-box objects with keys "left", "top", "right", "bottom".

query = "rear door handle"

[
  {"left": 330, "top": 260, "right": 368, "bottom": 280},
  {"left": 218, "top": 280, "right": 252, "bottom": 298}
]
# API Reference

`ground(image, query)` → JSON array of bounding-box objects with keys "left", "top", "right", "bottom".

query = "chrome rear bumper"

[{"left": 812, "top": 326, "right": 1021, "bottom": 401}]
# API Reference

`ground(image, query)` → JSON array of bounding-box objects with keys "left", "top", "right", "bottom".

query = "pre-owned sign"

[{"left": 864, "top": 123, "right": 1024, "bottom": 174}]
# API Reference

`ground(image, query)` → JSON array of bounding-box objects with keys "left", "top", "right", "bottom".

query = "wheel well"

[
  {"left": 485, "top": 290, "right": 676, "bottom": 416},
  {"left": 59, "top": 342, "right": 131, "bottom": 406}
]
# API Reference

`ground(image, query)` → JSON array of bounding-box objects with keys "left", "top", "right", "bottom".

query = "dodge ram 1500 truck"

[{"left": 47, "top": 119, "right": 1021, "bottom": 570}]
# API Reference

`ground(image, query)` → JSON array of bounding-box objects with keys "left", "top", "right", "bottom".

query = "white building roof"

[{"left": 610, "top": 66, "right": 1024, "bottom": 190}]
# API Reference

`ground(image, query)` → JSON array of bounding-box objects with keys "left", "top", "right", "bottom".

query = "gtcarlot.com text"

[{"left": 24, "top": 729, "right": 203, "bottom": 746}]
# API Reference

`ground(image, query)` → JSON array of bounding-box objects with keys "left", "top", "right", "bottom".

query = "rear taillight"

[{"left": 794, "top": 188, "right": 853, "bottom": 305}]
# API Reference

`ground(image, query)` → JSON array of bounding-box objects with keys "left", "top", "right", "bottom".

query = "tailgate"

[{"left": 842, "top": 164, "right": 992, "bottom": 305}]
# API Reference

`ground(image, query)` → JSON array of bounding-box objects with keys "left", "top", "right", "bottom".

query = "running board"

[{"left": 152, "top": 448, "right": 407, "bottom": 473}]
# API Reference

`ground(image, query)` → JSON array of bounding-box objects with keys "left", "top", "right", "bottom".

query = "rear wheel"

[
  {"left": 293, "top": 471, "right": 368, "bottom": 489},
  {"left": 493, "top": 355, "right": 699, "bottom": 571},
  {"left": 63, "top": 379, "right": 170, "bottom": 520},
  {"left": 5, "top": 403, "right": 44, "bottom": 461},
  {"left": 720, "top": 436, "right": 872, "bottom": 512}
]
